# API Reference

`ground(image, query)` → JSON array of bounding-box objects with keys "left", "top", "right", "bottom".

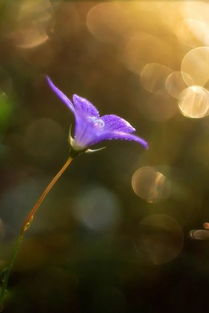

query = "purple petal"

[
  {"left": 88, "top": 131, "right": 148, "bottom": 149},
  {"left": 101, "top": 114, "right": 135, "bottom": 133},
  {"left": 46, "top": 76, "right": 75, "bottom": 113},
  {"left": 73, "top": 114, "right": 105, "bottom": 148},
  {"left": 73, "top": 94, "right": 99, "bottom": 117}
]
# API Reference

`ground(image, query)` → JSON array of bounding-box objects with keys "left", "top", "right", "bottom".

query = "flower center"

[{"left": 88, "top": 116, "right": 105, "bottom": 129}]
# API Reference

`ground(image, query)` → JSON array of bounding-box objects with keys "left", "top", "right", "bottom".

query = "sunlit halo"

[
  {"left": 131, "top": 166, "right": 171, "bottom": 203},
  {"left": 86, "top": 2, "right": 127, "bottom": 43},
  {"left": 182, "top": 1, "right": 209, "bottom": 26},
  {"left": 185, "top": 19, "right": 209, "bottom": 46},
  {"left": 181, "top": 47, "right": 209, "bottom": 87},
  {"left": 178, "top": 85, "right": 209, "bottom": 118},
  {"left": 165, "top": 71, "right": 193, "bottom": 99},
  {"left": 122, "top": 33, "right": 173, "bottom": 74},
  {"left": 140, "top": 63, "right": 172, "bottom": 95}
]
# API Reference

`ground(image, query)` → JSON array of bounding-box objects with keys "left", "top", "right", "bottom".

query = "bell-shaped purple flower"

[{"left": 46, "top": 76, "right": 148, "bottom": 154}]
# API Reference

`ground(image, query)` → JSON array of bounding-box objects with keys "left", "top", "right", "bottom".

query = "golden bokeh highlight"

[
  {"left": 86, "top": 2, "right": 127, "bottom": 43},
  {"left": 122, "top": 33, "right": 173, "bottom": 74},
  {"left": 165, "top": 71, "right": 193, "bottom": 99},
  {"left": 190, "top": 229, "right": 209, "bottom": 240},
  {"left": 184, "top": 19, "right": 209, "bottom": 47},
  {"left": 131, "top": 166, "right": 171, "bottom": 203},
  {"left": 178, "top": 85, "right": 209, "bottom": 118},
  {"left": 182, "top": 1, "right": 209, "bottom": 27},
  {"left": 140, "top": 63, "right": 172, "bottom": 95},
  {"left": 5, "top": 0, "right": 53, "bottom": 49},
  {"left": 140, "top": 214, "right": 184, "bottom": 265},
  {"left": 181, "top": 47, "right": 209, "bottom": 87},
  {"left": 176, "top": 2, "right": 209, "bottom": 47},
  {"left": 86, "top": 2, "right": 175, "bottom": 46}
]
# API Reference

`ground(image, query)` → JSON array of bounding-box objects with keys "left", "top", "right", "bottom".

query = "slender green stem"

[{"left": 0, "top": 156, "right": 73, "bottom": 308}]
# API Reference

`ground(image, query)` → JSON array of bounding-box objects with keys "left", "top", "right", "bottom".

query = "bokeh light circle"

[
  {"left": 185, "top": 19, "right": 209, "bottom": 46},
  {"left": 178, "top": 85, "right": 209, "bottom": 118},
  {"left": 140, "top": 63, "right": 172, "bottom": 95},
  {"left": 131, "top": 166, "right": 171, "bottom": 203},
  {"left": 5, "top": 0, "right": 53, "bottom": 49},
  {"left": 73, "top": 186, "right": 121, "bottom": 232},
  {"left": 181, "top": 47, "right": 209, "bottom": 86},
  {"left": 165, "top": 71, "right": 193, "bottom": 99},
  {"left": 190, "top": 229, "right": 209, "bottom": 240},
  {"left": 139, "top": 214, "right": 184, "bottom": 265}
]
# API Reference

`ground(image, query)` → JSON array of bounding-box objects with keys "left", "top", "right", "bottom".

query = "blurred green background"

[{"left": 0, "top": 1, "right": 209, "bottom": 312}]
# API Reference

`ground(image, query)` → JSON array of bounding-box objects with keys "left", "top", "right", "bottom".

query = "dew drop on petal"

[
  {"left": 131, "top": 166, "right": 171, "bottom": 203},
  {"left": 178, "top": 85, "right": 209, "bottom": 118},
  {"left": 88, "top": 116, "right": 105, "bottom": 129}
]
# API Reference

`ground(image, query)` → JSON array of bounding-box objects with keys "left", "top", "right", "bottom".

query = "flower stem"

[
  {"left": 20, "top": 156, "right": 73, "bottom": 235},
  {"left": 0, "top": 156, "right": 73, "bottom": 308}
]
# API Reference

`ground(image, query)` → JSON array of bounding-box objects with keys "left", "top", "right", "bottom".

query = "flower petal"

[
  {"left": 73, "top": 94, "right": 99, "bottom": 117},
  {"left": 46, "top": 76, "right": 75, "bottom": 113},
  {"left": 73, "top": 113, "right": 105, "bottom": 149},
  {"left": 101, "top": 114, "right": 135, "bottom": 133},
  {"left": 88, "top": 131, "right": 148, "bottom": 149}
]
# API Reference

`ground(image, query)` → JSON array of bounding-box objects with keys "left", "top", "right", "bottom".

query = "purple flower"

[{"left": 46, "top": 76, "right": 148, "bottom": 154}]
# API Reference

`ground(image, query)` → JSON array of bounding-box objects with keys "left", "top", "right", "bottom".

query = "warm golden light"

[
  {"left": 140, "top": 63, "right": 172, "bottom": 95},
  {"left": 181, "top": 47, "right": 209, "bottom": 87},
  {"left": 86, "top": 2, "right": 126, "bottom": 43},
  {"left": 178, "top": 85, "right": 209, "bottom": 118},
  {"left": 122, "top": 33, "right": 173, "bottom": 74},
  {"left": 185, "top": 19, "right": 209, "bottom": 46},
  {"left": 6, "top": 0, "right": 53, "bottom": 49},
  {"left": 165, "top": 71, "right": 193, "bottom": 99},
  {"left": 131, "top": 166, "right": 170, "bottom": 203}
]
